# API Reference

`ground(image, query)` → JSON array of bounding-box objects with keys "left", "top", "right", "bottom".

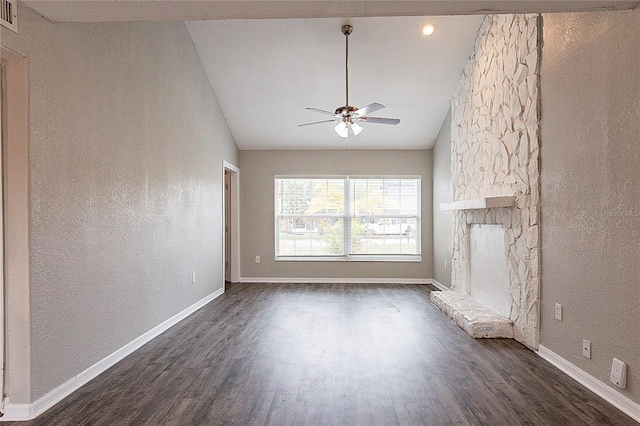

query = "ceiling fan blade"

[
  {"left": 298, "top": 118, "right": 339, "bottom": 127},
  {"left": 353, "top": 103, "right": 385, "bottom": 118},
  {"left": 305, "top": 107, "right": 338, "bottom": 117},
  {"left": 360, "top": 117, "right": 400, "bottom": 125}
]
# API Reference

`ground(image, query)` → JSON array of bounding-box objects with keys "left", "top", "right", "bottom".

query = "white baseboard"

[
  {"left": 240, "top": 277, "right": 431, "bottom": 285},
  {"left": 430, "top": 279, "right": 450, "bottom": 291},
  {"left": 1, "top": 403, "right": 30, "bottom": 421},
  {"left": 537, "top": 345, "right": 640, "bottom": 423},
  {"left": 1, "top": 287, "right": 225, "bottom": 422}
]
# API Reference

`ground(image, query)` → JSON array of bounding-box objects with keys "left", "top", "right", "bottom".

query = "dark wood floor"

[{"left": 12, "top": 283, "right": 635, "bottom": 425}]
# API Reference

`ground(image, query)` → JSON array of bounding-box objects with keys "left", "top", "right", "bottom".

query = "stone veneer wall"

[{"left": 450, "top": 14, "right": 541, "bottom": 349}]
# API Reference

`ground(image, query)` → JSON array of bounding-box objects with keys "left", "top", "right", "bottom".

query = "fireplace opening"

[{"left": 469, "top": 224, "right": 510, "bottom": 317}]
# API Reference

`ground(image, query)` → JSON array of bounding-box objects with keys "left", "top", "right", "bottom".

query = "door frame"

[
  {"left": 0, "top": 56, "right": 6, "bottom": 413},
  {"left": 1, "top": 44, "right": 31, "bottom": 414},
  {"left": 222, "top": 161, "right": 240, "bottom": 289}
]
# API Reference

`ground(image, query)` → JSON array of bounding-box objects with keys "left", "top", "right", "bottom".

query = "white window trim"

[{"left": 274, "top": 175, "right": 422, "bottom": 262}]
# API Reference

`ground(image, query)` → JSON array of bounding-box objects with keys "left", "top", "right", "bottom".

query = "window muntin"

[{"left": 275, "top": 177, "right": 420, "bottom": 261}]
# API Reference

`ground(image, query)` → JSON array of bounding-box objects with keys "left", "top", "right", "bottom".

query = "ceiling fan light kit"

[
  {"left": 299, "top": 24, "right": 400, "bottom": 138},
  {"left": 334, "top": 121, "right": 349, "bottom": 138},
  {"left": 350, "top": 121, "right": 363, "bottom": 136}
]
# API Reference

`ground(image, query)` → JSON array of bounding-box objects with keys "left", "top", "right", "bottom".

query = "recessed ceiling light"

[{"left": 420, "top": 23, "right": 437, "bottom": 37}]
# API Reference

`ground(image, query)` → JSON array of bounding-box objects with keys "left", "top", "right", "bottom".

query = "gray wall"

[
  {"left": 431, "top": 109, "right": 453, "bottom": 288},
  {"left": 239, "top": 150, "right": 433, "bottom": 280},
  {"left": 2, "top": 6, "right": 238, "bottom": 401},
  {"left": 540, "top": 10, "right": 640, "bottom": 402}
]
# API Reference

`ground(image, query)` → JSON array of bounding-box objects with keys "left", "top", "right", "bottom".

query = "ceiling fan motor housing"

[{"left": 335, "top": 105, "right": 358, "bottom": 117}]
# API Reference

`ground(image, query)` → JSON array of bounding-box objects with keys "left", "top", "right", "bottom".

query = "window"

[{"left": 275, "top": 177, "right": 421, "bottom": 261}]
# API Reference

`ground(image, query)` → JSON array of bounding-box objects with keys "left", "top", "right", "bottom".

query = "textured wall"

[
  {"left": 2, "top": 6, "right": 238, "bottom": 401},
  {"left": 450, "top": 14, "right": 541, "bottom": 348},
  {"left": 239, "top": 150, "right": 433, "bottom": 280},
  {"left": 540, "top": 10, "right": 640, "bottom": 403},
  {"left": 432, "top": 109, "right": 453, "bottom": 288}
]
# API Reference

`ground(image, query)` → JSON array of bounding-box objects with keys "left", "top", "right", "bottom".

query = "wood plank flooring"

[{"left": 10, "top": 283, "right": 636, "bottom": 425}]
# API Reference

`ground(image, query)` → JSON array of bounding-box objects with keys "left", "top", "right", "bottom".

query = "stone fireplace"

[{"left": 431, "top": 14, "right": 541, "bottom": 350}]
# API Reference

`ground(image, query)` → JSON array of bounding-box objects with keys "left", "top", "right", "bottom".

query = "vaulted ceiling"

[{"left": 187, "top": 16, "right": 484, "bottom": 149}]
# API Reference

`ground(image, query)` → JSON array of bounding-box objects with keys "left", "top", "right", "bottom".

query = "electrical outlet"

[
  {"left": 255, "top": 255, "right": 261, "bottom": 263},
  {"left": 192, "top": 272, "right": 196, "bottom": 283},
  {"left": 610, "top": 358, "right": 627, "bottom": 388},
  {"left": 555, "top": 303, "right": 563, "bottom": 321},
  {"left": 444, "top": 261, "right": 448, "bottom": 271},
  {"left": 582, "top": 339, "right": 591, "bottom": 358}
]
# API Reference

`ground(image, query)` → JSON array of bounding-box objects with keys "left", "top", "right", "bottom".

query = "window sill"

[{"left": 275, "top": 256, "right": 422, "bottom": 263}]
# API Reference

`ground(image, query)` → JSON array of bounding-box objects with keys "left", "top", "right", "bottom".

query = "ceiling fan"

[{"left": 298, "top": 24, "right": 400, "bottom": 138}]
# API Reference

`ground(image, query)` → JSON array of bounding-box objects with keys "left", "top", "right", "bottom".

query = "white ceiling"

[
  {"left": 187, "top": 16, "right": 484, "bottom": 150},
  {"left": 24, "top": 1, "right": 640, "bottom": 22},
  {"left": 24, "top": 0, "right": 640, "bottom": 150}
]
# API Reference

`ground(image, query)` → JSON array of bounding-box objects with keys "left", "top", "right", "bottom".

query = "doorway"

[
  {"left": 222, "top": 161, "right": 240, "bottom": 289},
  {"left": 224, "top": 169, "right": 231, "bottom": 283}
]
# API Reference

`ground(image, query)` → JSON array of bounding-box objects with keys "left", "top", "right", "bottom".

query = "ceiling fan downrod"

[{"left": 342, "top": 24, "right": 352, "bottom": 108}]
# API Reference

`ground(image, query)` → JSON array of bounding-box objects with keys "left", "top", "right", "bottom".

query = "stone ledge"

[
  {"left": 440, "top": 195, "right": 516, "bottom": 211},
  {"left": 430, "top": 291, "right": 514, "bottom": 339}
]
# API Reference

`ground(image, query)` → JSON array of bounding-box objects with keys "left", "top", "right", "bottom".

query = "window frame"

[{"left": 274, "top": 175, "right": 421, "bottom": 262}]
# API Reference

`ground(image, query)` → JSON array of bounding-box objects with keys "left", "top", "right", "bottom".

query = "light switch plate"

[{"left": 555, "top": 303, "right": 562, "bottom": 321}]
